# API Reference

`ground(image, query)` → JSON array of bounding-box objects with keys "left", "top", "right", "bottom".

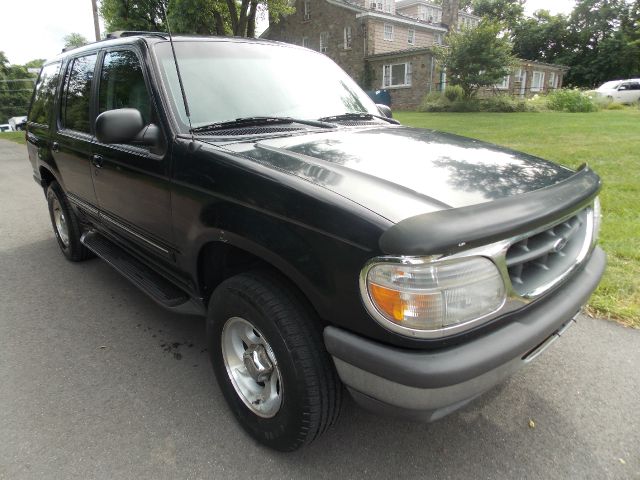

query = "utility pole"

[{"left": 91, "top": 0, "right": 101, "bottom": 41}]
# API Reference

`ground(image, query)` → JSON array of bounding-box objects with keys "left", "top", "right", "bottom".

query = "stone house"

[{"left": 263, "top": 0, "right": 568, "bottom": 109}]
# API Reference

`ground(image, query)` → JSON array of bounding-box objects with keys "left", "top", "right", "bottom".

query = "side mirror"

[
  {"left": 96, "top": 108, "right": 157, "bottom": 145},
  {"left": 376, "top": 104, "right": 393, "bottom": 118}
]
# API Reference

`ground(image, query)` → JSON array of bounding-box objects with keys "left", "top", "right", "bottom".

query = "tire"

[
  {"left": 207, "top": 271, "right": 342, "bottom": 451},
  {"left": 46, "top": 181, "right": 92, "bottom": 262}
]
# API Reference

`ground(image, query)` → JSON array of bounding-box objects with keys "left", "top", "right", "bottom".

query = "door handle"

[
  {"left": 51, "top": 141, "right": 59, "bottom": 152},
  {"left": 92, "top": 154, "right": 104, "bottom": 168}
]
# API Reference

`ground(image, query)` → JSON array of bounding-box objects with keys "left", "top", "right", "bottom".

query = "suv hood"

[{"left": 215, "top": 126, "right": 574, "bottom": 223}]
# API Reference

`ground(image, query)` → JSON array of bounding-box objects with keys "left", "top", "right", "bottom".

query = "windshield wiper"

[
  {"left": 190, "top": 116, "right": 336, "bottom": 133},
  {"left": 317, "top": 112, "right": 400, "bottom": 125}
]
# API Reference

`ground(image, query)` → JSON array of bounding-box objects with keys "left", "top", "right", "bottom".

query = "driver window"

[{"left": 98, "top": 50, "right": 152, "bottom": 125}]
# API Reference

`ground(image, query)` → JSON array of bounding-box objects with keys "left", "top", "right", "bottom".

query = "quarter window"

[
  {"left": 384, "top": 23, "right": 394, "bottom": 41},
  {"left": 383, "top": 62, "right": 412, "bottom": 87},
  {"left": 98, "top": 50, "right": 152, "bottom": 125},
  {"left": 62, "top": 54, "right": 97, "bottom": 133},
  {"left": 28, "top": 62, "right": 61, "bottom": 125}
]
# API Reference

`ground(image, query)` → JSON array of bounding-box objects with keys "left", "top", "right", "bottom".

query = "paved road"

[{"left": 1, "top": 139, "right": 639, "bottom": 479}]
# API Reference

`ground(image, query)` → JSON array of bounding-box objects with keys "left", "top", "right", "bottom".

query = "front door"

[{"left": 91, "top": 48, "right": 174, "bottom": 259}]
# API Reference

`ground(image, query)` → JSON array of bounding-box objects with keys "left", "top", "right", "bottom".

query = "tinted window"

[
  {"left": 99, "top": 50, "right": 151, "bottom": 124},
  {"left": 28, "top": 62, "right": 61, "bottom": 125},
  {"left": 62, "top": 54, "right": 97, "bottom": 133}
]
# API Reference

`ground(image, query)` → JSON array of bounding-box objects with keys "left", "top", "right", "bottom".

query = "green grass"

[
  {"left": 396, "top": 110, "right": 640, "bottom": 328},
  {"left": 0, "top": 131, "right": 26, "bottom": 144}
]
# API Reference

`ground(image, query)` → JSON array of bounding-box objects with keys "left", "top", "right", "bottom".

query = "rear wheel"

[
  {"left": 46, "top": 181, "right": 92, "bottom": 261},
  {"left": 207, "top": 271, "right": 342, "bottom": 451}
]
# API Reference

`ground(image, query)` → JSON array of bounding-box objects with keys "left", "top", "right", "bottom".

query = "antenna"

[{"left": 161, "top": 6, "right": 195, "bottom": 140}]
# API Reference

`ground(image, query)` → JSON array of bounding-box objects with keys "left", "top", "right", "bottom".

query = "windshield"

[
  {"left": 597, "top": 80, "right": 621, "bottom": 91},
  {"left": 154, "top": 40, "right": 380, "bottom": 130}
]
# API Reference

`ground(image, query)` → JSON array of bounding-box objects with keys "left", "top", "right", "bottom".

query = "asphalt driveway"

[{"left": 1, "top": 139, "right": 638, "bottom": 479}]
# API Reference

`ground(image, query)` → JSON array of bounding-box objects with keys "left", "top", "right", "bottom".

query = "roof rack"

[{"left": 106, "top": 31, "right": 168, "bottom": 39}]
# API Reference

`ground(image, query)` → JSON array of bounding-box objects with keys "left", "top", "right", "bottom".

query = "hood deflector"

[{"left": 379, "top": 165, "right": 601, "bottom": 256}]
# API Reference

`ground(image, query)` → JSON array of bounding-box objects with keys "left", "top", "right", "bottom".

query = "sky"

[{"left": 0, "top": 0, "right": 575, "bottom": 66}]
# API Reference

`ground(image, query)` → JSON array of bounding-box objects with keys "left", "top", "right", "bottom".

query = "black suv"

[{"left": 26, "top": 33, "right": 605, "bottom": 451}]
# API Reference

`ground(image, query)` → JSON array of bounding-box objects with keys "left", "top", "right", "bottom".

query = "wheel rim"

[
  {"left": 221, "top": 316, "right": 283, "bottom": 418},
  {"left": 51, "top": 197, "right": 69, "bottom": 247}
]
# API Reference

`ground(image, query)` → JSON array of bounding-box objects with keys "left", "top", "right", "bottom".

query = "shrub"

[
  {"left": 419, "top": 92, "right": 530, "bottom": 113},
  {"left": 546, "top": 89, "right": 598, "bottom": 112},
  {"left": 444, "top": 85, "right": 465, "bottom": 102}
]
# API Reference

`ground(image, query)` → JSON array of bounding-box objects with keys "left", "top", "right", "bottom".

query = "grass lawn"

[
  {"left": 0, "top": 131, "right": 26, "bottom": 144},
  {"left": 396, "top": 109, "right": 640, "bottom": 328}
]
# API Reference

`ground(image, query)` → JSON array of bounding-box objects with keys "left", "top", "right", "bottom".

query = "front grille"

[{"left": 506, "top": 208, "right": 591, "bottom": 297}]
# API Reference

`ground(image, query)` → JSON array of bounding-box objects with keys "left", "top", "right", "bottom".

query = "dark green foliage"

[
  {"left": 419, "top": 91, "right": 529, "bottom": 112},
  {"left": 436, "top": 21, "right": 517, "bottom": 98},
  {"left": 0, "top": 52, "right": 36, "bottom": 122},
  {"left": 63, "top": 33, "right": 89, "bottom": 49}
]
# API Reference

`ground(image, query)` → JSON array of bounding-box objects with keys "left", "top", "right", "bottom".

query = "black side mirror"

[
  {"left": 95, "top": 108, "right": 158, "bottom": 146},
  {"left": 376, "top": 104, "right": 393, "bottom": 118}
]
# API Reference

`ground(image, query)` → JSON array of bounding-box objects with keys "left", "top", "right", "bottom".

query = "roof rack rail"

[{"left": 106, "top": 31, "right": 168, "bottom": 39}]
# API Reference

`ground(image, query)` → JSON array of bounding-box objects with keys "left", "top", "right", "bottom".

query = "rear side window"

[
  {"left": 98, "top": 50, "right": 151, "bottom": 125},
  {"left": 28, "top": 62, "right": 61, "bottom": 125},
  {"left": 62, "top": 54, "right": 97, "bottom": 133}
]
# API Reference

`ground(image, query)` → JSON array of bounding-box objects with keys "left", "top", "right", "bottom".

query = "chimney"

[{"left": 441, "top": 0, "right": 459, "bottom": 32}]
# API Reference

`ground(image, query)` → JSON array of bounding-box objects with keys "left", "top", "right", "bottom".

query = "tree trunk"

[
  {"left": 246, "top": 0, "right": 259, "bottom": 37},
  {"left": 237, "top": 0, "right": 251, "bottom": 36},
  {"left": 226, "top": 0, "right": 239, "bottom": 34},
  {"left": 213, "top": 11, "right": 226, "bottom": 35}
]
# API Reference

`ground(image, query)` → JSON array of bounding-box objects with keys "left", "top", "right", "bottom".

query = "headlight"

[{"left": 360, "top": 256, "right": 506, "bottom": 338}]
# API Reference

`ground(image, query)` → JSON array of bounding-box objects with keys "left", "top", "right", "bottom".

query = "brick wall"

[
  {"left": 266, "top": 0, "right": 368, "bottom": 84},
  {"left": 367, "top": 51, "right": 437, "bottom": 109}
]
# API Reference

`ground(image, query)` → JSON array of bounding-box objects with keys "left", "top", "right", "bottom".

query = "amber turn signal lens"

[{"left": 369, "top": 283, "right": 404, "bottom": 321}]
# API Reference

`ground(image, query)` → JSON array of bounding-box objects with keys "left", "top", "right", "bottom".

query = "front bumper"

[{"left": 324, "top": 246, "right": 606, "bottom": 421}]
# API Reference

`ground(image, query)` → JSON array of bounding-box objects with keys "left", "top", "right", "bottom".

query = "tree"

[
  {"left": 436, "top": 21, "right": 517, "bottom": 97},
  {"left": 471, "top": 0, "right": 524, "bottom": 30},
  {"left": 24, "top": 59, "right": 46, "bottom": 69},
  {"left": 100, "top": 0, "right": 168, "bottom": 32},
  {"left": 168, "top": 0, "right": 230, "bottom": 35},
  {"left": 0, "top": 52, "right": 35, "bottom": 122},
  {"left": 512, "top": 10, "right": 568, "bottom": 63},
  {"left": 64, "top": 33, "right": 89, "bottom": 49}
]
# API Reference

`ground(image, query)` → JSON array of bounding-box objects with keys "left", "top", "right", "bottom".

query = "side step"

[{"left": 81, "top": 231, "right": 204, "bottom": 316}]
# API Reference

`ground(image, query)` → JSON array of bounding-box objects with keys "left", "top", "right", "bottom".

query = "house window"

[
  {"left": 303, "top": 0, "right": 311, "bottom": 20},
  {"left": 531, "top": 71, "right": 545, "bottom": 92},
  {"left": 383, "top": 0, "right": 392, "bottom": 13},
  {"left": 319, "top": 32, "right": 328, "bottom": 53},
  {"left": 514, "top": 68, "right": 523, "bottom": 83},
  {"left": 344, "top": 26, "right": 352, "bottom": 49},
  {"left": 407, "top": 28, "right": 415, "bottom": 45},
  {"left": 548, "top": 72, "right": 558, "bottom": 89},
  {"left": 435, "top": 33, "right": 443, "bottom": 45},
  {"left": 384, "top": 23, "right": 394, "bottom": 41},
  {"left": 383, "top": 62, "right": 412, "bottom": 87},
  {"left": 302, "top": 36, "right": 310, "bottom": 48},
  {"left": 370, "top": 0, "right": 382, "bottom": 10},
  {"left": 495, "top": 75, "right": 510, "bottom": 90}
]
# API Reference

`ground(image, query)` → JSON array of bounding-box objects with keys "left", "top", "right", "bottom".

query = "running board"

[{"left": 81, "top": 231, "right": 204, "bottom": 316}]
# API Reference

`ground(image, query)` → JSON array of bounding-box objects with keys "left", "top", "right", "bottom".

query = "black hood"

[{"left": 214, "top": 125, "right": 574, "bottom": 223}]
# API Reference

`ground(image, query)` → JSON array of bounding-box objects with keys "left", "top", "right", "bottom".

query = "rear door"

[
  {"left": 53, "top": 53, "right": 99, "bottom": 208},
  {"left": 91, "top": 47, "right": 174, "bottom": 259}
]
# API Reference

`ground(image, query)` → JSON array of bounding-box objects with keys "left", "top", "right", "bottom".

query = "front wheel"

[
  {"left": 207, "top": 271, "right": 342, "bottom": 451},
  {"left": 46, "top": 181, "right": 92, "bottom": 262}
]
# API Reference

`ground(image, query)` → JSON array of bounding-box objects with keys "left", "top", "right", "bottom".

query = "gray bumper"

[{"left": 324, "top": 247, "right": 606, "bottom": 421}]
